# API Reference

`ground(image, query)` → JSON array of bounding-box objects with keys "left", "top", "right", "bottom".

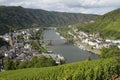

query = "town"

[
  {"left": 0, "top": 27, "right": 65, "bottom": 71},
  {"left": 67, "top": 26, "right": 120, "bottom": 54}
]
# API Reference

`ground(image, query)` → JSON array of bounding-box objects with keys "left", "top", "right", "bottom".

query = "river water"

[{"left": 43, "top": 29, "right": 99, "bottom": 63}]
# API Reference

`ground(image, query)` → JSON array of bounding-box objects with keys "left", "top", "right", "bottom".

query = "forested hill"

[
  {"left": 0, "top": 6, "right": 98, "bottom": 34},
  {"left": 77, "top": 8, "right": 120, "bottom": 39}
]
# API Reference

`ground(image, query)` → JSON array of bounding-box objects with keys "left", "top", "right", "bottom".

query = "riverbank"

[
  {"left": 74, "top": 41, "right": 101, "bottom": 55},
  {"left": 56, "top": 31, "right": 100, "bottom": 55}
]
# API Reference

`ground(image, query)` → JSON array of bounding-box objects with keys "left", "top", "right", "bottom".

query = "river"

[{"left": 43, "top": 29, "right": 99, "bottom": 63}]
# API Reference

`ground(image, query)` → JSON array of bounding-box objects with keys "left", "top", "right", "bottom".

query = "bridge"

[
  {"left": 44, "top": 39, "right": 73, "bottom": 45},
  {"left": 41, "top": 26, "right": 69, "bottom": 30},
  {"left": 24, "top": 38, "right": 74, "bottom": 45}
]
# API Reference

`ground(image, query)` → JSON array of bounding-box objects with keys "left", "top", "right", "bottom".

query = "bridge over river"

[{"left": 43, "top": 29, "right": 99, "bottom": 63}]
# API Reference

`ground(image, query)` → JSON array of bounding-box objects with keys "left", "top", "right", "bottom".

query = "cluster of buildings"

[
  {"left": 0, "top": 28, "right": 40, "bottom": 61},
  {"left": 0, "top": 28, "right": 65, "bottom": 71},
  {"left": 69, "top": 28, "right": 120, "bottom": 51},
  {"left": 79, "top": 31, "right": 120, "bottom": 49}
]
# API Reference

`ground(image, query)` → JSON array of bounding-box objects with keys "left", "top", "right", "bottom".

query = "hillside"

[
  {"left": 0, "top": 6, "right": 98, "bottom": 34},
  {"left": 0, "top": 57, "right": 119, "bottom": 80},
  {"left": 77, "top": 8, "right": 120, "bottom": 39}
]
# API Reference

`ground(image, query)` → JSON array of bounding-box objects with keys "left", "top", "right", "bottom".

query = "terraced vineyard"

[{"left": 0, "top": 57, "right": 119, "bottom": 80}]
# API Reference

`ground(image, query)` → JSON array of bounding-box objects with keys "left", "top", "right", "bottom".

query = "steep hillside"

[
  {"left": 77, "top": 8, "right": 120, "bottom": 39},
  {"left": 0, "top": 6, "right": 98, "bottom": 34},
  {"left": 0, "top": 57, "right": 119, "bottom": 80}
]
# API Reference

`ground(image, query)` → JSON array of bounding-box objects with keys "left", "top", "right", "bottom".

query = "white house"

[
  {"left": 105, "top": 39, "right": 112, "bottom": 43},
  {"left": 112, "top": 40, "right": 120, "bottom": 44},
  {"left": 79, "top": 31, "right": 88, "bottom": 38},
  {"left": 82, "top": 39, "right": 89, "bottom": 43},
  {"left": 24, "top": 44, "right": 32, "bottom": 50},
  {"left": 5, "top": 53, "right": 8, "bottom": 57},
  {"left": 88, "top": 41, "right": 98, "bottom": 46},
  {"left": 3, "top": 34, "right": 9, "bottom": 41},
  {"left": 35, "top": 28, "right": 39, "bottom": 31},
  {"left": 118, "top": 45, "right": 120, "bottom": 49}
]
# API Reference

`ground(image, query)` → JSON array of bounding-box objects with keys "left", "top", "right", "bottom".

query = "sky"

[{"left": 0, "top": 0, "right": 120, "bottom": 15}]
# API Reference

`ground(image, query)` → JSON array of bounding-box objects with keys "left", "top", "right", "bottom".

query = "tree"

[
  {"left": 30, "top": 41, "right": 47, "bottom": 53},
  {"left": 18, "top": 61, "right": 28, "bottom": 69},
  {"left": 13, "top": 60, "right": 20, "bottom": 70},
  {"left": 100, "top": 46, "right": 120, "bottom": 58},
  {"left": 0, "top": 53, "right": 3, "bottom": 59},
  {"left": 86, "top": 56, "right": 92, "bottom": 61},
  {"left": 3, "top": 56, "right": 56, "bottom": 70},
  {"left": 17, "top": 35, "right": 24, "bottom": 40},
  {"left": 4, "top": 58, "right": 14, "bottom": 70},
  {"left": 32, "top": 56, "right": 56, "bottom": 68}
]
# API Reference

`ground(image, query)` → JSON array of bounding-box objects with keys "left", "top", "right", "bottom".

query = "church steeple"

[{"left": 9, "top": 27, "right": 14, "bottom": 47}]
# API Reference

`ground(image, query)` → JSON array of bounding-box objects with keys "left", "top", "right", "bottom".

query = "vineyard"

[{"left": 0, "top": 57, "right": 120, "bottom": 80}]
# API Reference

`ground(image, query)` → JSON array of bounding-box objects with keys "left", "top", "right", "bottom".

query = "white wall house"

[
  {"left": 3, "top": 34, "right": 9, "bottom": 41},
  {"left": 118, "top": 45, "right": 120, "bottom": 49},
  {"left": 79, "top": 31, "right": 88, "bottom": 38},
  {"left": 82, "top": 39, "right": 89, "bottom": 43},
  {"left": 24, "top": 44, "right": 32, "bottom": 50},
  {"left": 35, "top": 28, "right": 39, "bottom": 31},
  {"left": 105, "top": 39, "right": 112, "bottom": 43},
  {"left": 112, "top": 40, "right": 120, "bottom": 44},
  {"left": 5, "top": 52, "right": 8, "bottom": 57},
  {"left": 88, "top": 41, "right": 98, "bottom": 46}
]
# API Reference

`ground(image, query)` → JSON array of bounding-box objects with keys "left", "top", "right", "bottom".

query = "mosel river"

[{"left": 43, "top": 29, "right": 99, "bottom": 63}]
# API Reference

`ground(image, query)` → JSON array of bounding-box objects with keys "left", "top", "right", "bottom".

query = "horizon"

[{"left": 0, "top": 0, "right": 120, "bottom": 15}]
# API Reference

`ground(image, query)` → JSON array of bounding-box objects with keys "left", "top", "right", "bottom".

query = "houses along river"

[{"left": 43, "top": 29, "right": 99, "bottom": 63}]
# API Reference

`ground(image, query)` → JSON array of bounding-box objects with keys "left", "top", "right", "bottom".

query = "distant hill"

[
  {"left": 77, "top": 8, "right": 120, "bottom": 39},
  {"left": 0, "top": 6, "right": 98, "bottom": 34},
  {"left": 0, "top": 57, "right": 119, "bottom": 80}
]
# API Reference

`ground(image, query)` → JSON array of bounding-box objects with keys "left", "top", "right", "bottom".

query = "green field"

[{"left": 0, "top": 57, "right": 119, "bottom": 80}]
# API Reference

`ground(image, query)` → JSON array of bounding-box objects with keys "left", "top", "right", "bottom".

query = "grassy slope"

[
  {"left": 96, "top": 8, "right": 120, "bottom": 39},
  {"left": 0, "top": 57, "right": 120, "bottom": 80},
  {"left": 96, "top": 8, "right": 120, "bottom": 30},
  {"left": 77, "top": 8, "right": 120, "bottom": 39}
]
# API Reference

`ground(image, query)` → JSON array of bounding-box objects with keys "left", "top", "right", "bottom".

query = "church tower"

[
  {"left": 9, "top": 28, "right": 14, "bottom": 47},
  {"left": 9, "top": 32, "right": 14, "bottom": 47}
]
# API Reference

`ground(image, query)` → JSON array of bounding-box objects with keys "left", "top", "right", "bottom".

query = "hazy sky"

[{"left": 0, "top": 0, "right": 120, "bottom": 14}]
